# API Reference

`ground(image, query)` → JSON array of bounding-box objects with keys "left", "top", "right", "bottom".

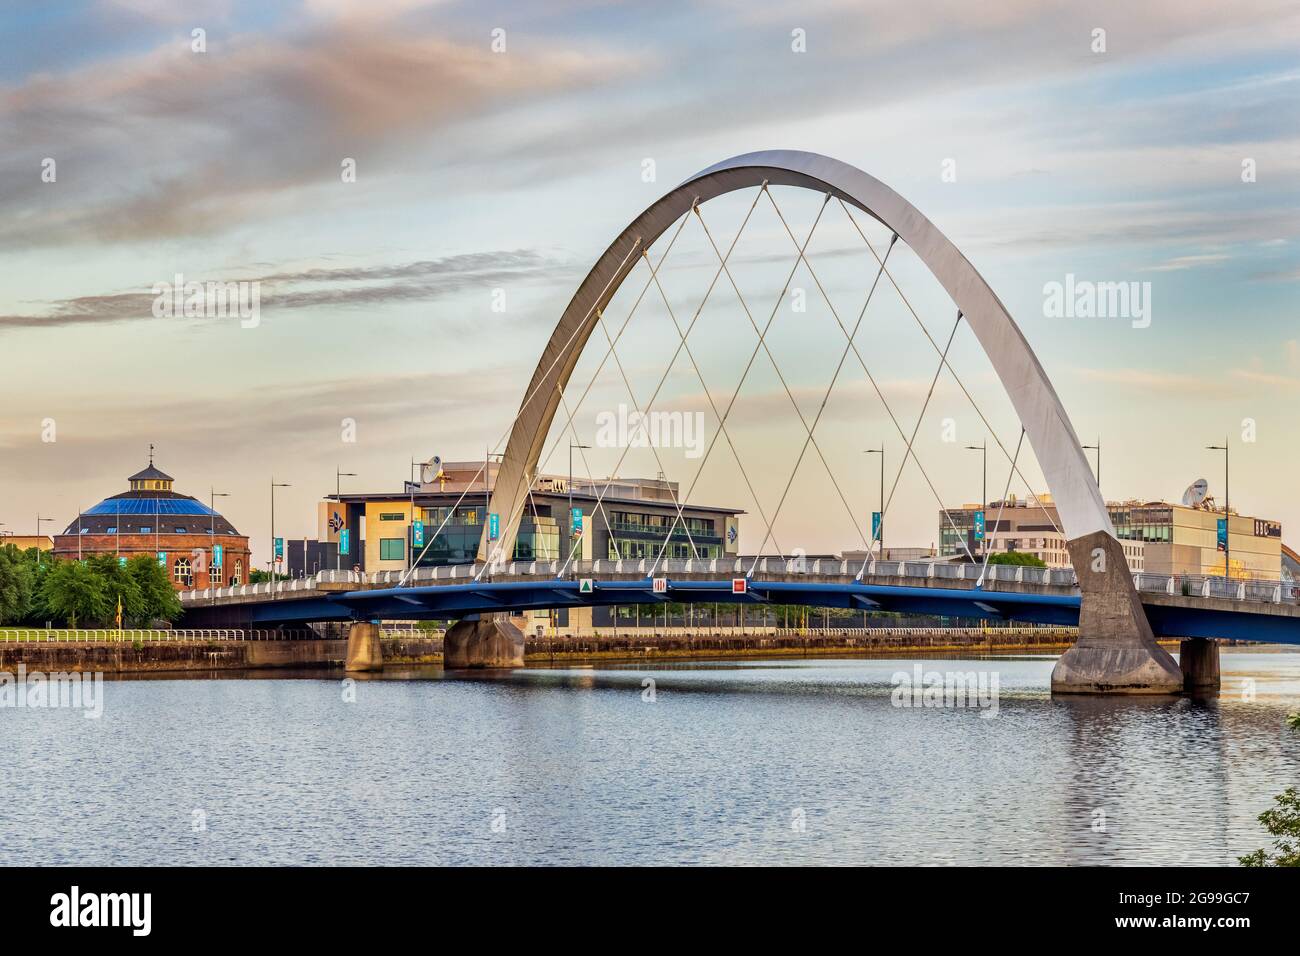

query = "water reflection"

[{"left": 2, "top": 650, "right": 1297, "bottom": 865}]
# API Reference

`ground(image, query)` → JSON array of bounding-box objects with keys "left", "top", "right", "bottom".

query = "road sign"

[
  {"left": 1217, "top": 517, "right": 1227, "bottom": 552},
  {"left": 212, "top": 544, "right": 223, "bottom": 568},
  {"left": 732, "top": 578, "right": 747, "bottom": 594},
  {"left": 274, "top": 537, "right": 284, "bottom": 559},
  {"left": 973, "top": 510, "right": 986, "bottom": 541},
  {"left": 579, "top": 578, "right": 594, "bottom": 594},
  {"left": 488, "top": 512, "right": 500, "bottom": 541},
  {"left": 412, "top": 519, "right": 424, "bottom": 548},
  {"left": 872, "top": 511, "right": 882, "bottom": 541},
  {"left": 652, "top": 577, "right": 667, "bottom": 594},
  {"left": 339, "top": 529, "right": 350, "bottom": 556}
]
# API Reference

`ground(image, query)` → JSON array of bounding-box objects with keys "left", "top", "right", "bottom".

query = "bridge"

[{"left": 182, "top": 150, "right": 1286, "bottom": 693}]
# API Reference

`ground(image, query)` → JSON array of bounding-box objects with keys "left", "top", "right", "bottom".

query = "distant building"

[
  {"left": 939, "top": 492, "right": 1281, "bottom": 579},
  {"left": 318, "top": 460, "right": 743, "bottom": 575},
  {"left": 0, "top": 534, "right": 52, "bottom": 552},
  {"left": 51, "top": 460, "right": 251, "bottom": 590}
]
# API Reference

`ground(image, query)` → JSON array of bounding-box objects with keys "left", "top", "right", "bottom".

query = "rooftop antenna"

[{"left": 148, "top": 442, "right": 155, "bottom": 466}]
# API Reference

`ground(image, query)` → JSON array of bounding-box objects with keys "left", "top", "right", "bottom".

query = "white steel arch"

[{"left": 479, "top": 149, "right": 1113, "bottom": 561}]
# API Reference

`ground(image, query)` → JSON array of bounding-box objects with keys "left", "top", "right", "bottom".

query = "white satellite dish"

[
  {"left": 1181, "top": 478, "right": 1209, "bottom": 508},
  {"left": 420, "top": 456, "right": 443, "bottom": 484}
]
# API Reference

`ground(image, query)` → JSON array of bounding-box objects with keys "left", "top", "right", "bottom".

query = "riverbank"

[{"left": 0, "top": 628, "right": 1084, "bottom": 674}]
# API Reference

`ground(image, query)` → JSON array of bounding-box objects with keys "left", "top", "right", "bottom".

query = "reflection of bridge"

[{"left": 186, "top": 150, "right": 1278, "bottom": 693}]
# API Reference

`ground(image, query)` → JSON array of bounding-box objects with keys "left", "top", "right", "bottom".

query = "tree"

[
  {"left": 986, "top": 551, "right": 1047, "bottom": 568},
  {"left": 1239, "top": 786, "right": 1300, "bottom": 866},
  {"left": 88, "top": 554, "right": 146, "bottom": 625},
  {"left": 38, "top": 559, "right": 110, "bottom": 627},
  {"left": 126, "top": 554, "right": 182, "bottom": 625},
  {"left": 0, "top": 544, "right": 36, "bottom": 624}
]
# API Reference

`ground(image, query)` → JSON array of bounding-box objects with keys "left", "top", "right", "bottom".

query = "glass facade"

[{"left": 412, "top": 505, "right": 560, "bottom": 566}]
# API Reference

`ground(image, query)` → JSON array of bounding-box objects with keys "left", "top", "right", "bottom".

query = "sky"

[{"left": 1, "top": 0, "right": 1298, "bottom": 565}]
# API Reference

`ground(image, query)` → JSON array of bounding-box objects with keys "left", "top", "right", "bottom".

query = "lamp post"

[
  {"left": 864, "top": 445, "right": 884, "bottom": 559},
  {"left": 1082, "top": 438, "right": 1101, "bottom": 491},
  {"left": 210, "top": 489, "right": 229, "bottom": 594},
  {"left": 1206, "top": 439, "right": 1229, "bottom": 579},
  {"left": 270, "top": 479, "right": 291, "bottom": 598},
  {"left": 36, "top": 515, "right": 52, "bottom": 567},
  {"left": 965, "top": 440, "right": 987, "bottom": 556},
  {"left": 569, "top": 442, "right": 591, "bottom": 561},
  {"left": 335, "top": 469, "right": 356, "bottom": 571}
]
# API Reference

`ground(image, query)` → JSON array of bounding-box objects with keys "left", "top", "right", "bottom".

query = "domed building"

[{"left": 52, "top": 458, "right": 251, "bottom": 590}]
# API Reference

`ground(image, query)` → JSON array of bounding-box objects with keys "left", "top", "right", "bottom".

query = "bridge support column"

[
  {"left": 1179, "top": 638, "right": 1220, "bottom": 692},
  {"left": 444, "top": 616, "right": 525, "bottom": 669},
  {"left": 345, "top": 622, "right": 383, "bottom": 672},
  {"left": 1051, "top": 531, "right": 1183, "bottom": 694}
]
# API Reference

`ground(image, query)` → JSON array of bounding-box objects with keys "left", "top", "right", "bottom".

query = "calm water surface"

[{"left": 5, "top": 649, "right": 1299, "bottom": 865}]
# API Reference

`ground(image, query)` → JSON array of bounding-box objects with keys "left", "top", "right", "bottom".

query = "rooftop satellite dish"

[
  {"left": 420, "top": 456, "right": 444, "bottom": 484},
  {"left": 1181, "top": 478, "right": 1209, "bottom": 508}
]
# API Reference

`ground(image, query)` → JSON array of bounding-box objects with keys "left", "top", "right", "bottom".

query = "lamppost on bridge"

[
  {"left": 569, "top": 442, "right": 591, "bottom": 562},
  {"left": 335, "top": 468, "right": 357, "bottom": 571},
  {"left": 1206, "top": 439, "right": 1230, "bottom": 579},
  {"left": 1082, "top": 438, "right": 1101, "bottom": 491},
  {"left": 210, "top": 488, "right": 230, "bottom": 599},
  {"left": 864, "top": 445, "right": 884, "bottom": 559},
  {"left": 965, "top": 440, "right": 987, "bottom": 556},
  {"left": 269, "top": 479, "right": 291, "bottom": 598}
]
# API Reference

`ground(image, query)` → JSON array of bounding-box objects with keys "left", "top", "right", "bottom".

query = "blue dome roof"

[{"left": 82, "top": 496, "right": 217, "bottom": 517}]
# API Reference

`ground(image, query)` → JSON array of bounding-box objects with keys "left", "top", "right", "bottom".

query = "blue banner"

[
  {"left": 973, "top": 510, "right": 985, "bottom": 541},
  {"left": 1217, "top": 517, "right": 1227, "bottom": 552}
]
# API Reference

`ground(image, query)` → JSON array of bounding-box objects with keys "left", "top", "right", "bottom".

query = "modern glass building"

[{"left": 320, "top": 461, "right": 742, "bottom": 575}]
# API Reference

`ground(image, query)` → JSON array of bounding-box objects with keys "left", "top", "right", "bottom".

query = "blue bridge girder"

[{"left": 210, "top": 577, "right": 1300, "bottom": 645}]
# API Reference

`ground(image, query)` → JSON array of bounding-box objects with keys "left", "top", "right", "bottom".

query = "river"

[{"left": 4, "top": 648, "right": 1298, "bottom": 865}]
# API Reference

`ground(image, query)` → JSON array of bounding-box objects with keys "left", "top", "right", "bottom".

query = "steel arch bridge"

[{"left": 184, "top": 150, "right": 1273, "bottom": 691}]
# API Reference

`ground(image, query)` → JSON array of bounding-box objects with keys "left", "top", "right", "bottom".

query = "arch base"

[{"left": 1051, "top": 532, "right": 1184, "bottom": 694}]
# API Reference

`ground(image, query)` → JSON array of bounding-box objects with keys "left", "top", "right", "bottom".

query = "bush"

[
  {"left": 1239, "top": 786, "right": 1300, "bottom": 866},
  {"left": 986, "top": 551, "right": 1047, "bottom": 568}
]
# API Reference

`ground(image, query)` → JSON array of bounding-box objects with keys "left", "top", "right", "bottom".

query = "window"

[
  {"left": 380, "top": 538, "right": 405, "bottom": 561},
  {"left": 173, "top": 526, "right": 187, "bottom": 533},
  {"left": 231, "top": 559, "right": 243, "bottom": 586},
  {"left": 106, "top": 526, "right": 117, "bottom": 535},
  {"left": 173, "top": 556, "right": 192, "bottom": 586},
  {"left": 379, "top": 512, "right": 405, "bottom": 521}
]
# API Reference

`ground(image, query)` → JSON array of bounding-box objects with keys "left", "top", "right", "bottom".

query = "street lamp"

[
  {"left": 270, "top": 479, "right": 291, "bottom": 597},
  {"left": 864, "top": 445, "right": 884, "bottom": 559},
  {"left": 36, "top": 515, "right": 52, "bottom": 566},
  {"left": 210, "top": 489, "right": 230, "bottom": 594},
  {"left": 335, "top": 469, "right": 357, "bottom": 571},
  {"left": 965, "top": 440, "right": 987, "bottom": 556},
  {"left": 1206, "top": 439, "right": 1229, "bottom": 579},
  {"left": 1082, "top": 438, "right": 1101, "bottom": 490},
  {"left": 569, "top": 442, "right": 591, "bottom": 561}
]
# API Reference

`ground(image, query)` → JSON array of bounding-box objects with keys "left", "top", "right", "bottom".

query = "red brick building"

[{"left": 52, "top": 460, "right": 251, "bottom": 591}]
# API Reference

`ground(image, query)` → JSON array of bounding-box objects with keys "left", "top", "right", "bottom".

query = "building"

[
  {"left": 318, "top": 460, "right": 742, "bottom": 575},
  {"left": 311, "top": 460, "right": 743, "bottom": 629},
  {"left": 0, "top": 534, "right": 52, "bottom": 552},
  {"left": 51, "top": 460, "right": 251, "bottom": 590},
  {"left": 939, "top": 491, "right": 1281, "bottom": 579}
]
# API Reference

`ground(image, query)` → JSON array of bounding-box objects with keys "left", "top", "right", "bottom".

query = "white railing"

[{"left": 0, "top": 628, "right": 315, "bottom": 643}]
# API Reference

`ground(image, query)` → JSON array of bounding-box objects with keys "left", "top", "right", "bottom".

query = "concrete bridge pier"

[
  {"left": 1051, "top": 532, "right": 1184, "bottom": 694},
  {"left": 444, "top": 615, "right": 525, "bottom": 669},
  {"left": 345, "top": 622, "right": 383, "bottom": 672},
  {"left": 1179, "top": 638, "right": 1221, "bottom": 691}
]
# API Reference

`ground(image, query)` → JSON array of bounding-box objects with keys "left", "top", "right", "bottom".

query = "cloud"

[
  {"left": 0, "top": 250, "right": 567, "bottom": 332},
  {"left": 0, "top": 23, "right": 629, "bottom": 247}
]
